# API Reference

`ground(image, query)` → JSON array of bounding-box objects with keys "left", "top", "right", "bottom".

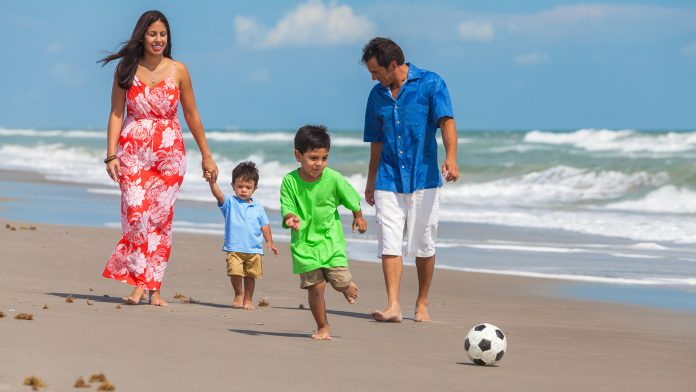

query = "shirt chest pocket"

[{"left": 403, "top": 103, "right": 429, "bottom": 129}]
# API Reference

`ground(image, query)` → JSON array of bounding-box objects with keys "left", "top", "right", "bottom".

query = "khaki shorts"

[
  {"left": 299, "top": 266, "right": 352, "bottom": 289},
  {"left": 226, "top": 252, "right": 263, "bottom": 278}
]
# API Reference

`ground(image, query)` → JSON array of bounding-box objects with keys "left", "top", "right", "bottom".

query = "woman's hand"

[
  {"left": 201, "top": 155, "right": 218, "bottom": 182},
  {"left": 106, "top": 159, "right": 121, "bottom": 183}
]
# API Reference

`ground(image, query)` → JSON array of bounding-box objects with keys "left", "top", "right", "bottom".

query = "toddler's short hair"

[
  {"left": 294, "top": 125, "right": 331, "bottom": 153},
  {"left": 232, "top": 161, "right": 259, "bottom": 187}
]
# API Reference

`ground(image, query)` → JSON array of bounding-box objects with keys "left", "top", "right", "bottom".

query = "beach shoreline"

[{"left": 1, "top": 219, "right": 695, "bottom": 391}]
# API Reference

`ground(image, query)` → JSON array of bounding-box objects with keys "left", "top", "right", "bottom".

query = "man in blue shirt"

[{"left": 362, "top": 37, "right": 459, "bottom": 323}]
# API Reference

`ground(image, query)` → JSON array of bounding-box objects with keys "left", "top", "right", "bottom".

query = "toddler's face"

[
  {"left": 232, "top": 178, "right": 256, "bottom": 201},
  {"left": 295, "top": 147, "right": 329, "bottom": 181}
]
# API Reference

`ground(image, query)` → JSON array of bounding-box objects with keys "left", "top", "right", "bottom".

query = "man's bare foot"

[
  {"left": 342, "top": 282, "right": 359, "bottom": 304},
  {"left": 243, "top": 301, "right": 256, "bottom": 310},
  {"left": 232, "top": 295, "right": 244, "bottom": 309},
  {"left": 311, "top": 327, "right": 332, "bottom": 340},
  {"left": 149, "top": 292, "right": 168, "bottom": 307},
  {"left": 370, "top": 307, "right": 403, "bottom": 322},
  {"left": 414, "top": 307, "right": 431, "bottom": 322}
]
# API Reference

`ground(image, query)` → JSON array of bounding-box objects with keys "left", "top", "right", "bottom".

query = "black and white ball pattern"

[{"left": 464, "top": 323, "right": 507, "bottom": 366}]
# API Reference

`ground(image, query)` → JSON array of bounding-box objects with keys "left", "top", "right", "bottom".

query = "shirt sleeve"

[
  {"left": 258, "top": 205, "right": 269, "bottom": 227},
  {"left": 218, "top": 195, "right": 231, "bottom": 216},
  {"left": 431, "top": 75, "right": 454, "bottom": 126},
  {"left": 279, "top": 175, "right": 297, "bottom": 229},
  {"left": 363, "top": 88, "right": 384, "bottom": 142},
  {"left": 335, "top": 172, "right": 362, "bottom": 212}
]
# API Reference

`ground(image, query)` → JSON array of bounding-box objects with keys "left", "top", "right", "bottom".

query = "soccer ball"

[{"left": 464, "top": 323, "right": 507, "bottom": 366}]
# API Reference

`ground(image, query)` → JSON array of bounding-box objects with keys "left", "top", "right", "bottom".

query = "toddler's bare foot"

[
  {"left": 311, "top": 327, "right": 332, "bottom": 340},
  {"left": 243, "top": 301, "right": 256, "bottom": 310},
  {"left": 149, "top": 292, "right": 168, "bottom": 307},
  {"left": 342, "top": 282, "right": 359, "bottom": 304},
  {"left": 370, "top": 307, "right": 403, "bottom": 323},
  {"left": 414, "top": 301, "right": 431, "bottom": 322},
  {"left": 232, "top": 295, "right": 243, "bottom": 309}
]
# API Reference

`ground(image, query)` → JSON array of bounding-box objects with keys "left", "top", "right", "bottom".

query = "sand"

[{"left": 0, "top": 219, "right": 695, "bottom": 392}]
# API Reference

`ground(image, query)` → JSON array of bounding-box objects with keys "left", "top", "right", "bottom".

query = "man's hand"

[
  {"left": 365, "top": 183, "right": 376, "bottom": 206},
  {"left": 441, "top": 158, "right": 459, "bottom": 182}
]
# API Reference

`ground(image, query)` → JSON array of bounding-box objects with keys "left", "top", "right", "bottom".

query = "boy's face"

[
  {"left": 232, "top": 178, "right": 256, "bottom": 201},
  {"left": 295, "top": 147, "right": 329, "bottom": 181}
]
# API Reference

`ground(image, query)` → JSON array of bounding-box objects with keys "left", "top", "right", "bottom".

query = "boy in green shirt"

[{"left": 280, "top": 125, "right": 367, "bottom": 340}]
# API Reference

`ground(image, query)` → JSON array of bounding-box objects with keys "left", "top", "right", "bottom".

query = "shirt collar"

[
  {"left": 233, "top": 195, "right": 254, "bottom": 205},
  {"left": 377, "top": 63, "right": 421, "bottom": 93}
]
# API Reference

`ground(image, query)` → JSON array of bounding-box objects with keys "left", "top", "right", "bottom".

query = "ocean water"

[{"left": 1, "top": 127, "right": 695, "bottom": 302}]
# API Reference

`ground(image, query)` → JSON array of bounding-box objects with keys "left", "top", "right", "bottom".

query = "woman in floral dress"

[{"left": 99, "top": 10, "right": 218, "bottom": 306}]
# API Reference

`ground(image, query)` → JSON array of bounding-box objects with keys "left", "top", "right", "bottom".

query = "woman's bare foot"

[
  {"left": 370, "top": 307, "right": 403, "bottom": 322},
  {"left": 311, "top": 327, "right": 332, "bottom": 340},
  {"left": 122, "top": 287, "right": 144, "bottom": 305},
  {"left": 342, "top": 282, "right": 359, "bottom": 304},
  {"left": 149, "top": 290, "right": 168, "bottom": 307},
  {"left": 414, "top": 301, "right": 431, "bottom": 322},
  {"left": 242, "top": 301, "right": 256, "bottom": 310}
]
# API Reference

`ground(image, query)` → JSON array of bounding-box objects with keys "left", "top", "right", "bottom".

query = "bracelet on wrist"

[{"left": 104, "top": 155, "right": 117, "bottom": 164}]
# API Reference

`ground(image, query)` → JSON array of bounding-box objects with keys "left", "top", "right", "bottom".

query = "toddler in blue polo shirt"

[{"left": 205, "top": 161, "right": 278, "bottom": 309}]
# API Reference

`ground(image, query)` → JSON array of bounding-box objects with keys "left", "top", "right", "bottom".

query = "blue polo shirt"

[
  {"left": 219, "top": 195, "right": 269, "bottom": 254},
  {"left": 364, "top": 63, "right": 454, "bottom": 193}
]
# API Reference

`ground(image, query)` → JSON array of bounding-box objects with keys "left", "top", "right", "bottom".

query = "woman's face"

[{"left": 142, "top": 20, "right": 168, "bottom": 57}]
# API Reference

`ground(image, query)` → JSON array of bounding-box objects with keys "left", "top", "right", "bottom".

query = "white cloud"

[
  {"left": 514, "top": 52, "right": 550, "bottom": 66},
  {"left": 235, "top": 0, "right": 374, "bottom": 48},
  {"left": 457, "top": 21, "right": 494, "bottom": 42},
  {"left": 682, "top": 42, "right": 696, "bottom": 58}
]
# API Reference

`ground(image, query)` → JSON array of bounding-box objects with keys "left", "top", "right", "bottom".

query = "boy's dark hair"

[
  {"left": 361, "top": 37, "right": 404, "bottom": 68},
  {"left": 232, "top": 161, "right": 259, "bottom": 187},
  {"left": 294, "top": 125, "right": 331, "bottom": 153}
]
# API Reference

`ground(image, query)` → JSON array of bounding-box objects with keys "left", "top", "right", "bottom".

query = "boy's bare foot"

[
  {"left": 232, "top": 295, "right": 244, "bottom": 309},
  {"left": 311, "top": 327, "right": 332, "bottom": 340},
  {"left": 370, "top": 307, "right": 403, "bottom": 323},
  {"left": 342, "top": 282, "right": 359, "bottom": 304},
  {"left": 149, "top": 292, "right": 168, "bottom": 307},
  {"left": 242, "top": 302, "right": 256, "bottom": 310}
]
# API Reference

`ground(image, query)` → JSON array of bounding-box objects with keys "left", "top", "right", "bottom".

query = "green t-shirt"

[{"left": 280, "top": 167, "right": 362, "bottom": 274}]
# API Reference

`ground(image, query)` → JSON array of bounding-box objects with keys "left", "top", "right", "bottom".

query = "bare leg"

[
  {"left": 371, "top": 255, "right": 403, "bottom": 322},
  {"left": 230, "top": 275, "right": 244, "bottom": 308},
  {"left": 414, "top": 255, "right": 435, "bottom": 322},
  {"left": 307, "top": 282, "right": 331, "bottom": 340},
  {"left": 336, "top": 281, "right": 359, "bottom": 304},
  {"left": 149, "top": 289, "right": 168, "bottom": 307},
  {"left": 242, "top": 277, "right": 256, "bottom": 310},
  {"left": 123, "top": 287, "right": 144, "bottom": 305}
]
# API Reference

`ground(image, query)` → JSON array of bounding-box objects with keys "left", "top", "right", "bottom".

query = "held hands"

[
  {"left": 203, "top": 170, "right": 216, "bottom": 183},
  {"left": 441, "top": 158, "right": 460, "bottom": 182},
  {"left": 285, "top": 214, "right": 301, "bottom": 231},
  {"left": 202, "top": 155, "right": 218, "bottom": 182},
  {"left": 352, "top": 216, "right": 367, "bottom": 234}
]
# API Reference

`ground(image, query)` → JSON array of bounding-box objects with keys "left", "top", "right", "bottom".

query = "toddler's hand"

[
  {"left": 285, "top": 215, "right": 301, "bottom": 231},
  {"left": 352, "top": 216, "right": 367, "bottom": 234},
  {"left": 268, "top": 242, "right": 279, "bottom": 256}
]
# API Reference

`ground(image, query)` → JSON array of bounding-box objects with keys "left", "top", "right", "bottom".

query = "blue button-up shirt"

[
  {"left": 219, "top": 195, "right": 270, "bottom": 254},
  {"left": 364, "top": 63, "right": 454, "bottom": 193}
]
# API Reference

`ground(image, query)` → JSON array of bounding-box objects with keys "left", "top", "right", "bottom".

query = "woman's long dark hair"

[{"left": 98, "top": 10, "right": 172, "bottom": 90}]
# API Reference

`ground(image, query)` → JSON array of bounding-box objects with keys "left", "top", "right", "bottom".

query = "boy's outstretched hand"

[
  {"left": 285, "top": 214, "right": 301, "bottom": 231},
  {"left": 352, "top": 216, "right": 367, "bottom": 234}
]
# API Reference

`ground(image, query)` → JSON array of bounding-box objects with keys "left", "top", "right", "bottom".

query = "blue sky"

[{"left": 1, "top": 0, "right": 694, "bottom": 131}]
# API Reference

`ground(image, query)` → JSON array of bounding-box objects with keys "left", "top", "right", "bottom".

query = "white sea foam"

[
  {"left": 0, "top": 128, "right": 103, "bottom": 138},
  {"left": 440, "top": 165, "right": 669, "bottom": 206},
  {"left": 604, "top": 186, "right": 696, "bottom": 214},
  {"left": 525, "top": 129, "right": 696, "bottom": 154}
]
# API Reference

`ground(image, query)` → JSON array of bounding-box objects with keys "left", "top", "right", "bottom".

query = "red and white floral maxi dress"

[{"left": 103, "top": 65, "right": 186, "bottom": 291}]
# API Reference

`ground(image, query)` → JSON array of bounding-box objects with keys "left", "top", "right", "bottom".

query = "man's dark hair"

[
  {"left": 361, "top": 37, "right": 405, "bottom": 68},
  {"left": 294, "top": 125, "right": 331, "bottom": 153},
  {"left": 232, "top": 161, "right": 259, "bottom": 187}
]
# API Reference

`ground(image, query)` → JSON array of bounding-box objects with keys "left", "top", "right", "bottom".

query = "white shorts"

[{"left": 374, "top": 188, "right": 440, "bottom": 258}]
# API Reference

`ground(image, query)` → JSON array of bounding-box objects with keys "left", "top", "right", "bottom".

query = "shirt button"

[
  {"left": 397, "top": 135, "right": 401, "bottom": 139},
  {"left": 401, "top": 165, "right": 405, "bottom": 169},
  {"left": 396, "top": 121, "right": 400, "bottom": 124},
  {"left": 399, "top": 150, "right": 403, "bottom": 154}
]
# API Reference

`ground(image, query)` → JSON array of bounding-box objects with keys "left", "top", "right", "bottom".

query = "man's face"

[{"left": 366, "top": 57, "right": 396, "bottom": 87}]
